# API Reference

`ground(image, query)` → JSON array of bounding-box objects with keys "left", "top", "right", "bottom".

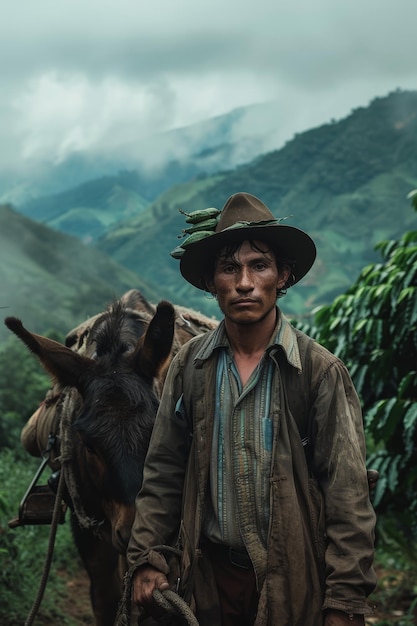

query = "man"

[{"left": 126, "top": 192, "right": 377, "bottom": 625}]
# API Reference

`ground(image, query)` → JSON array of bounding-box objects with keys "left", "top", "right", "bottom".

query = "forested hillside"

[
  {"left": 0, "top": 205, "right": 159, "bottom": 341},
  {"left": 98, "top": 90, "right": 417, "bottom": 317}
]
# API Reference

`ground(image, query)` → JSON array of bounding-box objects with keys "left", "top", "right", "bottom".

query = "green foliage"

[
  {"left": 0, "top": 332, "right": 89, "bottom": 625},
  {"left": 0, "top": 449, "right": 80, "bottom": 625},
  {"left": 304, "top": 194, "right": 417, "bottom": 530},
  {"left": 0, "top": 335, "right": 52, "bottom": 451},
  {"left": 371, "top": 516, "right": 417, "bottom": 624}
]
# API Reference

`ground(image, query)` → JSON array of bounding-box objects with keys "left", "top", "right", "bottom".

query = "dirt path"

[{"left": 56, "top": 567, "right": 94, "bottom": 625}]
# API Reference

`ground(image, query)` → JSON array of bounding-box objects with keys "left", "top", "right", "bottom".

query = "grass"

[{"left": 0, "top": 448, "right": 80, "bottom": 625}]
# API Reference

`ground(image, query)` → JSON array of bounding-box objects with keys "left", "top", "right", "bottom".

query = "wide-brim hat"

[{"left": 177, "top": 192, "right": 316, "bottom": 290}]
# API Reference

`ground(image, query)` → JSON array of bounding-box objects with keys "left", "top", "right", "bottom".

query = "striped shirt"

[{"left": 203, "top": 311, "right": 302, "bottom": 551}]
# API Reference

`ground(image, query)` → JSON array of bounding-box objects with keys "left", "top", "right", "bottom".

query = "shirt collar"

[{"left": 194, "top": 308, "right": 302, "bottom": 372}]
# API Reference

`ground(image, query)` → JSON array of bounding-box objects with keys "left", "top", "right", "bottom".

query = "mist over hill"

[{"left": 1, "top": 101, "right": 282, "bottom": 207}]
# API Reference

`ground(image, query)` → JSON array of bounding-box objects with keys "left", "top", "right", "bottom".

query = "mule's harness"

[
  {"left": 23, "top": 440, "right": 67, "bottom": 626},
  {"left": 22, "top": 388, "right": 104, "bottom": 625},
  {"left": 58, "top": 390, "right": 105, "bottom": 531}
]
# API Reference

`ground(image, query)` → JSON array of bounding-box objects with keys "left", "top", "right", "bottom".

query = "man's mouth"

[{"left": 233, "top": 298, "right": 258, "bottom": 305}]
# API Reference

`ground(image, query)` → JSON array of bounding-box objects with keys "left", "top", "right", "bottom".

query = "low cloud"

[{"left": 1, "top": 0, "right": 416, "bottom": 175}]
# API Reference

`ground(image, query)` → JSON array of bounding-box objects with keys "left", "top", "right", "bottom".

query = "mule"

[{"left": 5, "top": 289, "right": 217, "bottom": 626}]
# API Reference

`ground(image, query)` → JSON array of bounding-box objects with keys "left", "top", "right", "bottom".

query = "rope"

[
  {"left": 58, "top": 391, "right": 102, "bottom": 531},
  {"left": 23, "top": 388, "right": 101, "bottom": 625},
  {"left": 24, "top": 468, "right": 66, "bottom": 626},
  {"left": 152, "top": 589, "right": 200, "bottom": 626},
  {"left": 115, "top": 546, "right": 197, "bottom": 626}
]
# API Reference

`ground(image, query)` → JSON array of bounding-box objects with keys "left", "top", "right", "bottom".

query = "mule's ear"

[
  {"left": 135, "top": 301, "right": 175, "bottom": 381},
  {"left": 4, "top": 317, "right": 94, "bottom": 390}
]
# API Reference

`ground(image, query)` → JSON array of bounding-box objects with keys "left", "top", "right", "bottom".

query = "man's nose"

[{"left": 237, "top": 267, "right": 254, "bottom": 290}]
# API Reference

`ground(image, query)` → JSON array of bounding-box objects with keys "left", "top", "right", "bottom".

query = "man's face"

[{"left": 209, "top": 240, "right": 289, "bottom": 325}]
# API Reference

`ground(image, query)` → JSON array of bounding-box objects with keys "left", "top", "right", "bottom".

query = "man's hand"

[
  {"left": 132, "top": 565, "right": 170, "bottom": 607},
  {"left": 324, "top": 610, "right": 365, "bottom": 625},
  {"left": 367, "top": 468, "right": 379, "bottom": 491}
]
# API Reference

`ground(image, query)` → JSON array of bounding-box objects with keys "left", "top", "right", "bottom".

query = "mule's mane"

[
  {"left": 88, "top": 300, "right": 150, "bottom": 360},
  {"left": 74, "top": 300, "right": 157, "bottom": 440}
]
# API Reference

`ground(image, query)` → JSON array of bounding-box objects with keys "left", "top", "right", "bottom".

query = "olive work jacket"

[{"left": 127, "top": 313, "right": 377, "bottom": 626}]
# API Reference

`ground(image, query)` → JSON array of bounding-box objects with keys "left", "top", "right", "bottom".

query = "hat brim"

[{"left": 179, "top": 223, "right": 316, "bottom": 290}]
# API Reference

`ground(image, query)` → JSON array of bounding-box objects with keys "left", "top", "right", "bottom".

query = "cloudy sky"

[{"left": 1, "top": 0, "right": 416, "bottom": 174}]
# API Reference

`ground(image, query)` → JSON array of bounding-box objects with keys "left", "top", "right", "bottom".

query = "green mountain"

[
  {"left": 96, "top": 90, "right": 417, "bottom": 318},
  {"left": 18, "top": 173, "right": 151, "bottom": 242},
  {"left": 0, "top": 205, "right": 159, "bottom": 342}
]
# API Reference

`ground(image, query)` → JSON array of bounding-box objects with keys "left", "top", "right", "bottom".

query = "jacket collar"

[{"left": 193, "top": 307, "right": 302, "bottom": 372}]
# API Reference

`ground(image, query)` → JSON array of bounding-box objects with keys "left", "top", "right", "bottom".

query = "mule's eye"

[
  {"left": 84, "top": 442, "right": 96, "bottom": 455},
  {"left": 78, "top": 432, "right": 97, "bottom": 455}
]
